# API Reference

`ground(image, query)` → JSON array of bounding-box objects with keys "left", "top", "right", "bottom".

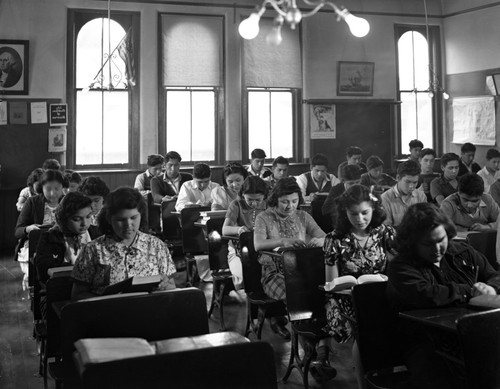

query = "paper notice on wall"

[
  {"left": 48, "top": 127, "right": 67, "bottom": 152},
  {"left": 452, "top": 96, "right": 496, "bottom": 145},
  {"left": 31, "top": 102, "right": 47, "bottom": 124},
  {"left": 0, "top": 101, "right": 7, "bottom": 125}
]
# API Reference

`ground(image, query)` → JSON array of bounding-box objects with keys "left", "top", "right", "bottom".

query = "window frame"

[
  {"left": 394, "top": 24, "right": 443, "bottom": 155},
  {"left": 241, "top": 87, "right": 302, "bottom": 164},
  {"left": 66, "top": 9, "right": 140, "bottom": 170}
]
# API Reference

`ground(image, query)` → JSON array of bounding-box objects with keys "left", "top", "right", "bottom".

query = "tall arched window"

[{"left": 396, "top": 25, "right": 442, "bottom": 154}]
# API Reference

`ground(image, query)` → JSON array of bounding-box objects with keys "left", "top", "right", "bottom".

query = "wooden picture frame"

[
  {"left": 0, "top": 40, "right": 29, "bottom": 95},
  {"left": 492, "top": 73, "right": 500, "bottom": 96},
  {"left": 337, "top": 61, "right": 374, "bottom": 96}
]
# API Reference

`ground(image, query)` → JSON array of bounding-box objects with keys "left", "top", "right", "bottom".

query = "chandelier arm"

[
  {"left": 266, "top": 0, "right": 289, "bottom": 18},
  {"left": 300, "top": 3, "right": 327, "bottom": 18}
]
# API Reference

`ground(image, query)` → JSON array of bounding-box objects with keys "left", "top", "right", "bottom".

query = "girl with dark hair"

[
  {"left": 211, "top": 162, "right": 249, "bottom": 210},
  {"left": 71, "top": 187, "right": 176, "bottom": 300},
  {"left": 222, "top": 176, "right": 268, "bottom": 289},
  {"left": 16, "top": 168, "right": 44, "bottom": 211},
  {"left": 254, "top": 178, "right": 325, "bottom": 339},
  {"left": 322, "top": 184, "right": 395, "bottom": 385}
]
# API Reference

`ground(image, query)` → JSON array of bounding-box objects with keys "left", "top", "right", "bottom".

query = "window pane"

[
  {"left": 398, "top": 31, "right": 429, "bottom": 91},
  {"left": 400, "top": 91, "right": 433, "bottom": 150},
  {"left": 248, "top": 91, "right": 271, "bottom": 156},
  {"left": 192, "top": 91, "right": 215, "bottom": 161},
  {"left": 76, "top": 91, "right": 103, "bottom": 165},
  {"left": 270, "top": 92, "right": 293, "bottom": 157},
  {"left": 103, "top": 91, "right": 129, "bottom": 164},
  {"left": 166, "top": 91, "right": 191, "bottom": 159}
]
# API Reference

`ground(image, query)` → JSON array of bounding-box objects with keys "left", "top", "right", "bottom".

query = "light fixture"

[
  {"left": 238, "top": 0, "right": 370, "bottom": 44},
  {"left": 423, "top": 0, "right": 449, "bottom": 100}
]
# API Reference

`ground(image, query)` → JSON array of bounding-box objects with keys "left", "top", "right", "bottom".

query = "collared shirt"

[
  {"left": 381, "top": 184, "right": 427, "bottom": 226},
  {"left": 296, "top": 172, "right": 340, "bottom": 198},
  {"left": 175, "top": 180, "right": 220, "bottom": 212},
  {"left": 430, "top": 175, "right": 457, "bottom": 202},
  {"left": 246, "top": 165, "right": 271, "bottom": 178},
  {"left": 440, "top": 192, "right": 499, "bottom": 232},
  {"left": 477, "top": 166, "right": 500, "bottom": 194},
  {"left": 161, "top": 172, "right": 181, "bottom": 195}
]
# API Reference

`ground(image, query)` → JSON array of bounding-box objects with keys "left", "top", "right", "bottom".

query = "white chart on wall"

[{"left": 452, "top": 96, "right": 496, "bottom": 146}]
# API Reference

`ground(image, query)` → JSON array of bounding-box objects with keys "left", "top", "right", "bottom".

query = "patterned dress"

[
  {"left": 72, "top": 231, "right": 176, "bottom": 295},
  {"left": 323, "top": 224, "right": 396, "bottom": 343},
  {"left": 254, "top": 208, "right": 325, "bottom": 301}
]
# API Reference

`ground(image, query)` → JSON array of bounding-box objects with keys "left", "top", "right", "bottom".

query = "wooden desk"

[{"left": 399, "top": 306, "right": 480, "bottom": 333}]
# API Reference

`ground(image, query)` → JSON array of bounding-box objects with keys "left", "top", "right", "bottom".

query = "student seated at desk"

[
  {"left": 359, "top": 155, "right": 396, "bottom": 192},
  {"left": 150, "top": 151, "right": 192, "bottom": 205},
  {"left": 337, "top": 146, "right": 367, "bottom": 181},
  {"left": 440, "top": 173, "right": 499, "bottom": 232},
  {"left": 16, "top": 168, "right": 43, "bottom": 211},
  {"left": 79, "top": 176, "right": 110, "bottom": 227},
  {"left": 387, "top": 203, "right": 500, "bottom": 389},
  {"left": 430, "top": 152, "right": 460, "bottom": 206},
  {"left": 296, "top": 153, "right": 340, "bottom": 200},
  {"left": 477, "top": 148, "right": 500, "bottom": 194},
  {"left": 407, "top": 139, "right": 423, "bottom": 162},
  {"left": 175, "top": 163, "right": 220, "bottom": 212},
  {"left": 417, "top": 148, "right": 439, "bottom": 202},
  {"left": 63, "top": 169, "right": 82, "bottom": 194},
  {"left": 322, "top": 184, "right": 395, "bottom": 386},
  {"left": 211, "top": 162, "right": 248, "bottom": 211},
  {"left": 254, "top": 178, "right": 325, "bottom": 339},
  {"left": 247, "top": 148, "right": 272, "bottom": 178},
  {"left": 222, "top": 176, "right": 268, "bottom": 289},
  {"left": 71, "top": 187, "right": 176, "bottom": 301},
  {"left": 263, "top": 156, "right": 289, "bottom": 190},
  {"left": 457, "top": 142, "right": 481, "bottom": 177},
  {"left": 134, "top": 154, "right": 164, "bottom": 199}
]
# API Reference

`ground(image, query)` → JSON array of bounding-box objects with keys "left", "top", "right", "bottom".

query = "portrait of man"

[{"left": 0, "top": 47, "right": 22, "bottom": 88}]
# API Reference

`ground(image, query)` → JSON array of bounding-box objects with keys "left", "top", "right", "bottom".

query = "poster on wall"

[
  {"left": 48, "top": 127, "right": 67, "bottom": 152},
  {"left": 0, "top": 101, "right": 7, "bottom": 125},
  {"left": 9, "top": 101, "right": 28, "bottom": 124},
  {"left": 31, "top": 102, "right": 47, "bottom": 124},
  {"left": 310, "top": 104, "right": 336, "bottom": 139},
  {"left": 452, "top": 96, "right": 496, "bottom": 146},
  {"left": 49, "top": 103, "right": 67, "bottom": 126}
]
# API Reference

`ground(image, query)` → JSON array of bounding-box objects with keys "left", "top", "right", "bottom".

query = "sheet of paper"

[
  {"left": 30, "top": 102, "right": 47, "bottom": 124},
  {"left": 452, "top": 96, "right": 496, "bottom": 146},
  {"left": 0, "top": 101, "right": 7, "bottom": 125}
]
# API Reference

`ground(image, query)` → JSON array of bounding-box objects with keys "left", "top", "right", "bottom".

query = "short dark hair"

[
  {"left": 311, "top": 153, "right": 329, "bottom": 168},
  {"left": 461, "top": 143, "right": 476, "bottom": 153},
  {"left": 38, "top": 169, "right": 67, "bottom": 192},
  {"left": 334, "top": 185, "right": 386, "bottom": 236},
  {"left": 346, "top": 146, "right": 363, "bottom": 158},
  {"left": 409, "top": 139, "right": 424, "bottom": 149},
  {"left": 272, "top": 156, "right": 289, "bottom": 168},
  {"left": 55, "top": 191, "right": 92, "bottom": 236},
  {"left": 419, "top": 148, "right": 436, "bottom": 159},
  {"left": 79, "top": 176, "right": 110, "bottom": 198},
  {"left": 239, "top": 176, "right": 269, "bottom": 198},
  {"left": 222, "top": 162, "right": 248, "bottom": 187},
  {"left": 458, "top": 173, "right": 484, "bottom": 196},
  {"left": 396, "top": 203, "right": 456, "bottom": 257},
  {"left": 193, "top": 163, "right": 211, "bottom": 179},
  {"left": 251, "top": 148, "right": 267, "bottom": 159},
  {"left": 267, "top": 177, "right": 303, "bottom": 207},
  {"left": 97, "top": 187, "right": 148, "bottom": 236},
  {"left": 366, "top": 155, "right": 384, "bottom": 170},
  {"left": 396, "top": 160, "right": 420, "bottom": 178},
  {"left": 342, "top": 164, "right": 361, "bottom": 181},
  {"left": 486, "top": 149, "right": 500, "bottom": 160},
  {"left": 64, "top": 169, "right": 82, "bottom": 184},
  {"left": 440, "top": 152, "right": 460, "bottom": 167},
  {"left": 27, "top": 168, "right": 44, "bottom": 189},
  {"left": 165, "top": 151, "right": 182, "bottom": 163},
  {"left": 42, "top": 158, "right": 61, "bottom": 170},
  {"left": 147, "top": 154, "right": 165, "bottom": 167}
]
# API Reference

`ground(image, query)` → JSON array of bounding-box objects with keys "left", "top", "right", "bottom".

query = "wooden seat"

[
  {"left": 466, "top": 231, "right": 498, "bottom": 270},
  {"left": 281, "top": 247, "right": 330, "bottom": 389},
  {"left": 457, "top": 308, "right": 500, "bottom": 389},
  {"left": 239, "top": 231, "right": 286, "bottom": 339},
  {"left": 146, "top": 192, "right": 162, "bottom": 238},
  {"left": 206, "top": 217, "right": 234, "bottom": 331},
  {"left": 351, "top": 282, "right": 410, "bottom": 389},
  {"left": 49, "top": 287, "right": 209, "bottom": 389}
]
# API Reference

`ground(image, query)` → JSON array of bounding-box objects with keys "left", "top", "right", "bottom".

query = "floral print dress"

[{"left": 323, "top": 224, "right": 396, "bottom": 343}]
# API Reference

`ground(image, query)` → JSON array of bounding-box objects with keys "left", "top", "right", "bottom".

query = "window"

[
  {"left": 395, "top": 25, "right": 442, "bottom": 153},
  {"left": 247, "top": 88, "right": 295, "bottom": 158},
  {"left": 67, "top": 11, "right": 139, "bottom": 168},
  {"left": 160, "top": 14, "right": 223, "bottom": 163}
]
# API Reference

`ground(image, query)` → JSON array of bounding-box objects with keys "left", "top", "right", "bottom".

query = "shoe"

[
  {"left": 270, "top": 321, "right": 291, "bottom": 340},
  {"left": 310, "top": 360, "right": 337, "bottom": 382}
]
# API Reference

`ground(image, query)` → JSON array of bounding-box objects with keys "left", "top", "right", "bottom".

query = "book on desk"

[
  {"left": 322, "top": 274, "right": 388, "bottom": 292},
  {"left": 196, "top": 210, "right": 227, "bottom": 225},
  {"left": 101, "top": 274, "right": 162, "bottom": 296}
]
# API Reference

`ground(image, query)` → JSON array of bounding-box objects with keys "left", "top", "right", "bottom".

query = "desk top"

[{"left": 399, "top": 305, "right": 480, "bottom": 332}]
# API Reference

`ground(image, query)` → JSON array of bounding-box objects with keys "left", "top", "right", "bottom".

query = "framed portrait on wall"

[
  {"left": 337, "top": 61, "right": 374, "bottom": 96},
  {"left": 0, "top": 40, "right": 29, "bottom": 95}
]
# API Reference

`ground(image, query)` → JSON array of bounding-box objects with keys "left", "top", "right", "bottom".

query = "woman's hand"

[
  {"left": 238, "top": 226, "right": 251, "bottom": 235},
  {"left": 307, "top": 237, "right": 325, "bottom": 248},
  {"left": 469, "top": 223, "right": 491, "bottom": 232},
  {"left": 157, "top": 274, "right": 176, "bottom": 290},
  {"left": 25, "top": 224, "right": 40, "bottom": 234},
  {"left": 281, "top": 238, "right": 306, "bottom": 248},
  {"left": 472, "top": 282, "right": 497, "bottom": 296}
]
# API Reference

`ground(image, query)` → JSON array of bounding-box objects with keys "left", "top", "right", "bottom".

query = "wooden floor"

[{"left": 0, "top": 253, "right": 357, "bottom": 389}]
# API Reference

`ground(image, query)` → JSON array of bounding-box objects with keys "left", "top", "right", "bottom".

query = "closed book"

[
  {"left": 74, "top": 338, "right": 155, "bottom": 366},
  {"left": 101, "top": 274, "right": 161, "bottom": 295},
  {"left": 323, "top": 274, "right": 388, "bottom": 292}
]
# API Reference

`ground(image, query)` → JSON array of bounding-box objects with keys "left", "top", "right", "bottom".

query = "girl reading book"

[
  {"left": 222, "top": 176, "right": 268, "bottom": 289},
  {"left": 71, "top": 187, "right": 176, "bottom": 300},
  {"left": 322, "top": 184, "right": 395, "bottom": 385},
  {"left": 211, "top": 163, "right": 248, "bottom": 211}
]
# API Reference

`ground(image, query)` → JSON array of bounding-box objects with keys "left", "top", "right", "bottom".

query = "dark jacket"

[
  {"left": 151, "top": 172, "right": 192, "bottom": 204},
  {"left": 458, "top": 159, "right": 481, "bottom": 177},
  {"left": 36, "top": 225, "right": 101, "bottom": 283},
  {"left": 387, "top": 241, "right": 500, "bottom": 311},
  {"left": 15, "top": 193, "right": 47, "bottom": 239}
]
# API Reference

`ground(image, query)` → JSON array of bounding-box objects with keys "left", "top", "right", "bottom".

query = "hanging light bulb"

[
  {"left": 442, "top": 91, "right": 450, "bottom": 100},
  {"left": 285, "top": 7, "right": 302, "bottom": 29},
  {"left": 266, "top": 15, "right": 284, "bottom": 46},
  {"left": 239, "top": 12, "right": 261, "bottom": 40},
  {"left": 428, "top": 90, "right": 434, "bottom": 99},
  {"left": 338, "top": 9, "right": 370, "bottom": 37}
]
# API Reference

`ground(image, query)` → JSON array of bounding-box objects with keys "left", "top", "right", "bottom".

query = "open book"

[
  {"left": 323, "top": 274, "right": 388, "bottom": 292},
  {"left": 101, "top": 274, "right": 162, "bottom": 296}
]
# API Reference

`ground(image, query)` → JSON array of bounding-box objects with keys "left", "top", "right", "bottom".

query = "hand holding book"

[{"left": 323, "top": 273, "right": 388, "bottom": 292}]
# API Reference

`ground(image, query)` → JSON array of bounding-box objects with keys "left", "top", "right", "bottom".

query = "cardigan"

[{"left": 150, "top": 172, "right": 192, "bottom": 204}]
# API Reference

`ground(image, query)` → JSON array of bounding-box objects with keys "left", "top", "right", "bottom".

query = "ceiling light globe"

[
  {"left": 344, "top": 13, "right": 370, "bottom": 37},
  {"left": 266, "top": 27, "right": 283, "bottom": 46},
  {"left": 239, "top": 13, "right": 260, "bottom": 40},
  {"left": 285, "top": 8, "right": 302, "bottom": 26},
  {"left": 443, "top": 92, "right": 450, "bottom": 100}
]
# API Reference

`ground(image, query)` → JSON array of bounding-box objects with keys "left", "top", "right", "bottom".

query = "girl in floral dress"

[{"left": 211, "top": 163, "right": 248, "bottom": 211}]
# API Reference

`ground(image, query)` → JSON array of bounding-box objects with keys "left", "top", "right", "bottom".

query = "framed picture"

[
  {"left": 337, "top": 61, "right": 374, "bottom": 96},
  {"left": 310, "top": 104, "right": 336, "bottom": 139},
  {"left": 0, "top": 40, "right": 29, "bottom": 95},
  {"left": 492, "top": 73, "right": 500, "bottom": 96}
]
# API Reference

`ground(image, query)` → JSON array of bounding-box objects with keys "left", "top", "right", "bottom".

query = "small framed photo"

[
  {"left": 0, "top": 40, "right": 29, "bottom": 95},
  {"left": 337, "top": 61, "right": 374, "bottom": 96},
  {"left": 492, "top": 73, "right": 500, "bottom": 96}
]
